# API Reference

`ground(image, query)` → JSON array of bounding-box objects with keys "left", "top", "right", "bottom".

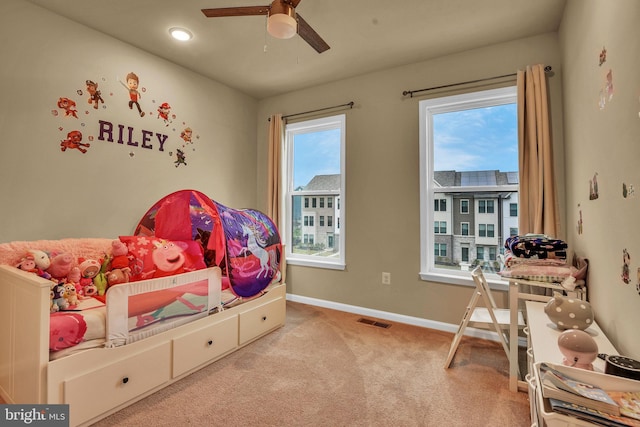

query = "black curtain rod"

[
  {"left": 402, "top": 66, "right": 553, "bottom": 98},
  {"left": 269, "top": 101, "right": 354, "bottom": 121}
]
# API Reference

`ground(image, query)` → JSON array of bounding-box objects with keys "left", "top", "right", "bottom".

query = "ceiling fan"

[{"left": 201, "top": 0, "right": 330, "bottom": 53}]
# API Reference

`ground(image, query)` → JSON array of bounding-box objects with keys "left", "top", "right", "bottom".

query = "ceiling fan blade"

[
  {"left": 201, "top": 6, "right": 269, "bottom": 18},
  {"left": 296, "top": 14, "right": 330, "bottom": 53}
]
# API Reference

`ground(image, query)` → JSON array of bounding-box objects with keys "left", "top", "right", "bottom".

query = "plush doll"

[
  {"left": 78, "top": 258, "right": 101, "bottom": 296},
  {"left": 63, "top": 283, "right": 79, "bottom": 307},
  {"left": 95, "top": 256, "right": 111, "bottom": 296},
  {"left": 51, "top": 282, "right": 69, "bottom": 312},
  {"left": 16, "top": 249, "right": 52, "bottom": 279},
  {"left": 106, "top": 267, "right": 131, "bottom": 286},
  {"left": 47, "top": 252, "right": 74, "bottom": 281},
  {"left": 110, "top": 240, "right": 130, "bottom": 270},
  {"left": 66, "top": 266, "right": 84, "bottom": 299}
]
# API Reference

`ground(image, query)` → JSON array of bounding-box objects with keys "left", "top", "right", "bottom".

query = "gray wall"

[
  {"left": 560, "top": 0, "right": 640, "bottom": 359},
  {"left": 0, "top": 0, "right": 258, "bottom": 242},
  {"left": 256, "top": 33, "right": 565, "bottom": 325}
]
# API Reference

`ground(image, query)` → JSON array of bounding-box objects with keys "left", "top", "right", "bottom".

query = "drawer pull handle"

[
  {"left": 122, "top": 377, "right": 129, "bottom": 384},
  {"left": 262, "top": 316, "right": 267, "bottom": 321},
  {"left": 207, "top": 340, "right": 213, "bottom": 346}
]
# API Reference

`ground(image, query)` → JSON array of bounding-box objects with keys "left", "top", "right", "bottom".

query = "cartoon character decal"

[
  {"left": 60, "top": 130, "right": 90, "bottom": 153},
  {"left": 180, "top": 127, "right": 192, "bottom": 144},
  {"left": 85, "top": 80, "right": 104, "bottom": 109},
  {"left": 157, "top": 102, "right": 172, "bottom": 125},
  {"left": 57, "top": 97, "right": 78, "bottom": 118},
  {"left": 120, "top": 72, "right": 145, "bottom": 117},
  {"left": 174, "top": 148, "right": 187, "bottom": 167}
]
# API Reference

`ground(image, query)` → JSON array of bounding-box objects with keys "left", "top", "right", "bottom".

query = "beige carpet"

[{"left": 89, "top": 301, "right": 530, "bottom": 426}]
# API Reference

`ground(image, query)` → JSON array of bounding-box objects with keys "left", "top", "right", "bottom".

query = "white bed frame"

[{"left": 0, "top": 264, "right": 286, "bottom": 426}]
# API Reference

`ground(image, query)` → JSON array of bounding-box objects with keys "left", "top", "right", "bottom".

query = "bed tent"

[{"left": 134, "top": 189, "right": 282, "bottom": 298}]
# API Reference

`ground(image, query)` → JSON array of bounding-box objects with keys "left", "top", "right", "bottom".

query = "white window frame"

[
  {"left": 283, "top": 114, "right": 346, "bottom": 270},
  {"left": 419, "top": 86, "right": 517, "bottom": 287}
]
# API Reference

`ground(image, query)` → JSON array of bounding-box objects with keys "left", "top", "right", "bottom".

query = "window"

[
  {"left": 435, "top": 243, "right": 447, "bottom": 257},
  {"left": 477, "top": 246, "right": 485, "bottom": 261},
  {"left": 460, "top": 199, "right": 469, "bottom": 214},
  {"left": 284, "top": 114, "right": 346, "bottom": 269},
  {"left": 419, "top": 86, "right": 518, "bottom": 285},
  {"left": 478, "top": 200, "right": 494, "bottom": 214},
  {"left": 434, "top": 199, "right": 447, "bottom": 211},
  {"left": 510, "top": 203, "right": 518, "bottom": 217},
  {"left": 461, "top": 222, "right": 469, "bottom": 236},
  {"left": 434, "top": 221, "right": 446, "bottom": 234},
  {"left": 510, "top": 227, "right": 518, "bottom": 237}
]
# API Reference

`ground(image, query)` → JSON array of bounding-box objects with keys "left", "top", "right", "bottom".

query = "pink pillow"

[
  {"left": 50, "top": 312, "right": 87, "bottom": 351},
  {"left": 119, "top": 236, "right": 206, "bottom": 281}
]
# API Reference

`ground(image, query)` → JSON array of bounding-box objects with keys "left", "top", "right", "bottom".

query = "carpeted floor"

[{"left": 89, "top": 301, "right": 530, "bottom": 426}]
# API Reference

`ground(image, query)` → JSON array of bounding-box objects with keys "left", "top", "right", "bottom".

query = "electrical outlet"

[{"left": 382, "top": 272, "right": 391, "bottom": 285}]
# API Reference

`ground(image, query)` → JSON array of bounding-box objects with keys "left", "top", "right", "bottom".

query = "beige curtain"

[
  {"left": 267, "top": 114, "right": 284, "bottom": 227},
  {"left": 517, "top": 64, "right": 560, "bottom": 237}
]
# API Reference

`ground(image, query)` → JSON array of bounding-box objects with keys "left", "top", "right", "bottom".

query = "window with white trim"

[
  {"left": 419, "top": 86, "right": 518, "bottom": 284},
  {"left": 284, "top": 114, "right": 346, "bottom": 270}
]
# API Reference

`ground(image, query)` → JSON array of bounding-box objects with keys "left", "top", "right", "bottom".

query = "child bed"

[
  {"left": 0, "top": 190, "right": 286, "bottom": 426},
  {"left": 0, "top": 263, "right": 286, "bottom": 426}
]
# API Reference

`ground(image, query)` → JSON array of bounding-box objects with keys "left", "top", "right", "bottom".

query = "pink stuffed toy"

[
  {"left": 66, "top": 266, "right": 85, "bottom": 299},
  {"left": 110, "top": 240, "right": 130, "bottom": 270},
  {"left": 47, "top": 252, "right": 74, "bottom": 281}
]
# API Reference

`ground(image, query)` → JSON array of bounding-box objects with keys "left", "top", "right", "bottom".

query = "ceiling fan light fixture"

[
  {"left": 169, "top": 27, "right": 193, "bottom": 41},
  {"left": 267, "top": 5, "right": 297, "bottom": 39}
]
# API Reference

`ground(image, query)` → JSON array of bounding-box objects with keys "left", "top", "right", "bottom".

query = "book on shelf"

[
  {"left": 540, "top": 363, "right": 621, "bottom": 416},
  {"left": 549, "top": 399, "right": 640, "bottom": 427},
  {"left": 608, "top": 392, "right": 640, "bottom": 421}
]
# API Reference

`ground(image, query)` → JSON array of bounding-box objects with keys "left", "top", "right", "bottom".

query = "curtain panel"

[
  {"left": 267, "top": 114, "right": 283, "bottom": 228},
  {"left": 517, "top": 64, "right": 560, "bottom": 238}
]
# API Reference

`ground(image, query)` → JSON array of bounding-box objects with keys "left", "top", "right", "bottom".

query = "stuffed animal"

[
  {"left": 47, "top": 252, "right": 74, "bottom": 281},
  {"left": 16, "top": 249, "right": 52, "bottom": 279},
  {"left": 110, "top": 240, "right": 130, "bottom": 270},
  {"left": 94, "top": 256, "right": 111, "bottom": 296},
  {"left": 63, "top": 283, "right": 79, "bottom": 307},
  {"left": 106, "top": 267, "right": 131, "bottom": 286},
  {"left": 78, "top": 258, "right": 101, "bottom": 296},
  {"left": 51, "top": 282, "right": 69, "bottom": 312},
  {"left": 66, "top": 266, "right": 84, "bottom": 298}
]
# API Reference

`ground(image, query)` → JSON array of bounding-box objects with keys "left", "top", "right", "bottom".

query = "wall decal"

[
  {"left": 576, "top": 203, "right": 583, "bottom": 235},
  {"left": 599, "top": 46, "right": 607, "bottom": 66},
  {"left": 119, "top": 72, "right": 145, "bottom": 117},
  {"left": 636, "top": 268, "right": 640, "bottom": 295},
  {"left": 623, "top": 182, "right": 635, "bottom": 198},
  {"left": 589, "top": 172, "right": 599, "bottom": 200},
  {"left": 85, "top": 80, "right": 105, "bottom": 110},
  {"left": 60, "top": 130, "right": 90, "bottom": 153},
  {"left": 622, "top": 248, "right": 631, "bottom": 284},
  {"left": 599, "top": 69, "right": 614, "bottom": 110},
  {"left": 57, "top": 97, "right": 78, "bottom": 118},
  {"left": 51, "top": 70, "right": 202, "bottom": 166}
]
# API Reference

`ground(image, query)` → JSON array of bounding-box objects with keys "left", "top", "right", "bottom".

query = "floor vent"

[{"left": 357, "top": 318, "right": 391, "bottom": 329}]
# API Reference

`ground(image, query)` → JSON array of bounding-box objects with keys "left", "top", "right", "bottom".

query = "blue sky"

[
  {"left": 433, "top": 103, "right": 517, "bottom": 172},
  {"left": 293, "top": 128, "right": 341, "bottom": 188},
  {"left": 292, "top": 103, "right": 517, "bottom": 188}
]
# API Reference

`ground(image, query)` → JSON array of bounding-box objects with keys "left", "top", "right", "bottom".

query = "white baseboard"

[{"left": 286, "top": 293, "right": 527, "bottom": 346}]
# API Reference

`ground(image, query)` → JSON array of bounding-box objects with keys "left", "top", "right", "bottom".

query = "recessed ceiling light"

[{"left": 170, "top": 27, "right": 192, "bottom": 41}]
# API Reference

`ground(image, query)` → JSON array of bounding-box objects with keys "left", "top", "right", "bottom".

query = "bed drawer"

[
  {"left": 172, "top": 315, "right": 238, "bottom": 377},
  {"left": 64, "top": 342, "right": 171, "bottom": 426},
  {"left": 238, "top": 295, "right": 285, "bottom": 345}
]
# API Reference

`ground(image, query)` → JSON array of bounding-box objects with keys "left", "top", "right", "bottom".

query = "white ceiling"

[{"left": 26, "top": 0, "right": 566, "bottom": 100}]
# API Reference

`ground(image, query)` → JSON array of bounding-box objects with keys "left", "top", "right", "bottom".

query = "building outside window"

[
  {"left": 419, "top": 86, "right": 518, "bottom": 284},
  {"left": 284, "top": 114, "right": 346, "bottom": 270}
]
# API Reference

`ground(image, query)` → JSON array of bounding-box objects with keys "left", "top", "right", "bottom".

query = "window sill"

[
  {"left": 419, "top": 271, "right": 509, "bottom": 292},
  {"left": 287, "top": 258, "right": 346, "bottom": 271}
]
